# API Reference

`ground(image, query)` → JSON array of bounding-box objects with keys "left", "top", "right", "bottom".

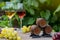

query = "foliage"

[
  {"left": 0, "top": 15, "right": 9, "bottom": 27},
  {"left": 23, "top": 0, "right": 60, "bottom": 32},
  {"left": 0, "top": 0, "right": 60, "bottom": 32}
]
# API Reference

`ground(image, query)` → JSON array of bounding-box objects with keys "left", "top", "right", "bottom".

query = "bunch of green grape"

[{"left": 0, "top": 28, "right": 21, "bottom": 40}]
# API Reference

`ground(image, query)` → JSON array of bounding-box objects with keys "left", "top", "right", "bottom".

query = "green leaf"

[
  {"left": 23, "top": 0, "right": 32, "bottom": 7},
  {"left": 31, "top": 0, "right": 38, "bottom": 8},
  {"left": 46, "top": 0, "right": 52, "bottom": 5},
  {"left": 15, "top": 14, "right": 19, "bottom": 21},
  {"left": 29, "top": 8, "right": 35, "bottom": 15},
  {"left": 40, "top": 10, "right": 51, "bottom": 20},
  {"left": 1, "top": 15, "right": 8, "bottom": 21},
  {"left": 53, "top": 25, "right": 59, "bottom": 32},
  {"left": 39, "top": 0, "right": 47, "bottom": 3},
  {"left": 0, "top": 2, "right": 5, "bottom": 8},
  {"left": 53, "top": 5, "right": 60, "bottom": 15},
  {"left": 23, "top": 3, "right": 29, "bottom": 12},
  {"left": 0, "top": 20, "right": 9, "bottom": 27},
  {"left": 28, "top": 18, "right": 35, "bottom": 24},
  {"left": 23, "top": 17, "right": 29, "bottom": 25},
  {"left": 50, "top": 15, "right": 57, "bottom": 23},
  {"left": 58, "top": 25, "right": 60, "bottom": 32},
  {"left": 27, "top": 0, "right": 32, "bottom": 6},
  {"left": 11, "top": 0, "right": 21, "bottom": 3},
  {"left": 23, "top": 17, "right": 35, "bottom": 25}
]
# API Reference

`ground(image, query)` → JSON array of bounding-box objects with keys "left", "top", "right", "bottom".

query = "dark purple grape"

[
  {"left": 53, "top": 32, "right": 60, "bottom": 40},
  {"left": 57, "top": 32, "right": 60, "bottom": 36},
  {"left": 52, "top": 36, "right": 56, "bottom": 40},
  {"left": 56, "top": 32, "right": 60, "bottom": 39}
]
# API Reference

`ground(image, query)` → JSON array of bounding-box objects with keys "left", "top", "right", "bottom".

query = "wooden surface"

[
  {"left": 17, "top": 29, "right": 54, "bottom": 40},
  {"left": 18, "top": 32, "right": 53, "bottom": 40},
  {"left": 0, "top": 29, "right": 54, "bottom": 40}
]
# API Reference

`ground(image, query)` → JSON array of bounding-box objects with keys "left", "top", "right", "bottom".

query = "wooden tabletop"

[
  {"left": 17, "top": 30, "right": 54, "bottom": 40},
  {"left": 0, "top": 29, "right": 54, "bottom": 40}
]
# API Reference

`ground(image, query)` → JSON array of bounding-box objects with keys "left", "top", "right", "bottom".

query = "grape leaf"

[
  {"left": 40, "top": 10, "right": 51, "bottom": 20},
  {"left": 39, "top": 0, "right": 47, "bottom": 3},
  {"left": 28, "top": 18, "right": 35, "bottom": 24},
  {"left": 53, "top": 5, "right": 60, "bottom": 15}
]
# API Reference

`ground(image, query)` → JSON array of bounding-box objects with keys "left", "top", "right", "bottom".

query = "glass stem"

[
  {"left": 9, "top": 19, "right": 12, "bottom": 27},
  {"left": 20, "top": 18, "right": 23, "bottom": 28}
]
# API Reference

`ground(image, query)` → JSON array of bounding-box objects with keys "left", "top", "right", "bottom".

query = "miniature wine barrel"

[
  {"left": 36, "top": 18, "right": 47, "bottom": 28},
  {"left": 44, "top": 25, "right": 52, "bottom": 34},
  {"left": 30, "top": 25, "right": 41, "bottom": 35}
]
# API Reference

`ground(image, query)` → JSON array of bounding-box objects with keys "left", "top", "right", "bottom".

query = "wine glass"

[
  {"left": 5, "top": 10, "right": 15, "bottom": 19},
  {"left": 5, "top": 10, "right": 15, "bottom": 27},
  {"left": 17, "top": 10, "right": 25, "bottom": 28},
  {"left": 4, "top": 2, "right": 16, "bottom": 27},
  {"left": 17, "top": 3, "right": 26, "bottom": 28}
]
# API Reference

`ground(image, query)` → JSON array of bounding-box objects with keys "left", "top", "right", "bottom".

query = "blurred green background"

[{"left": 0, "top": 0, "right": 60, "bottom": 32}]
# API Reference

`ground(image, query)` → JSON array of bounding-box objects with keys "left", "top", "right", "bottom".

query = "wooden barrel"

[
  {"left": 30, "top": 25, "right": 41, "bottom": 35},
  {"left": 36, "top": 18, "right": 47, "bottom": 28},
  {"left": 44, "top": 25, "right": 52, "bottom": 34}
]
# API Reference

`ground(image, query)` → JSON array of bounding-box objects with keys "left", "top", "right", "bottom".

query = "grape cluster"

[
  {"left": 0, "top": 28, "right": 21, "bottom": 40},
  {"left": 53, "top": 32, "right": 60, "bottom": 40},
  {"left": 21, "top": 26, "right": 31, "bottom": 33}
]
